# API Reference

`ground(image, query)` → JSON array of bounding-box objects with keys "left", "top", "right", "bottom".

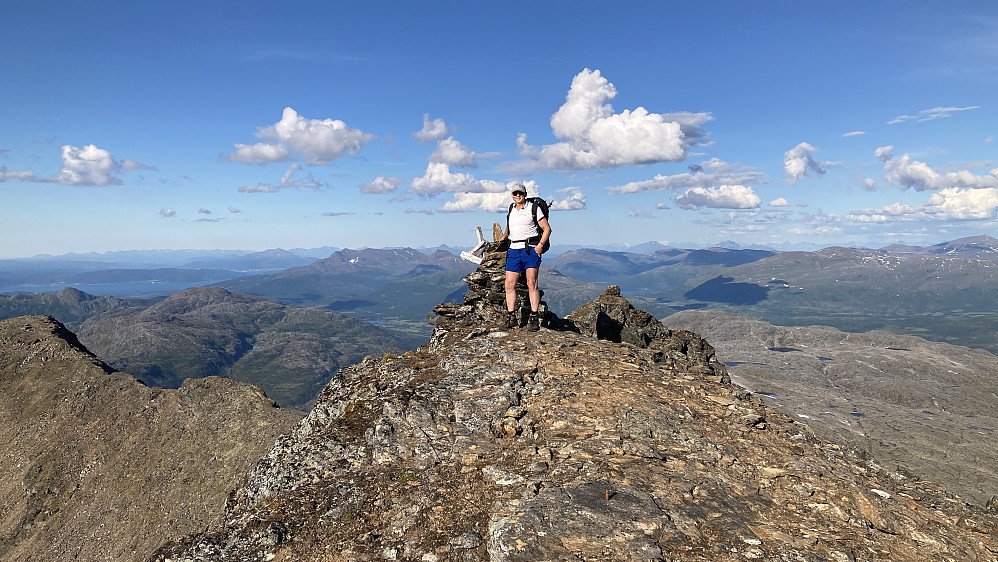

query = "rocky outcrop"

[
  {"left": 0, "top": 315, "right": 302, "bottom": 562},
  {"left": 154, "top": 254, "right": 998, "bottom": 561},
  {"left": 567, "top": 285, "right": 729, "bottom": 382}
]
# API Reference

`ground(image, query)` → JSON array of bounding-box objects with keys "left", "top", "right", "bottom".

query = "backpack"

[{"left": 507, "top": 196, "right": 551, "bottom": 253}]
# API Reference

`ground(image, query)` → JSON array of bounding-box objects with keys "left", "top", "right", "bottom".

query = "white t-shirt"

[{"left": 508, "top": 202, "right": 544, "bottom": 249}]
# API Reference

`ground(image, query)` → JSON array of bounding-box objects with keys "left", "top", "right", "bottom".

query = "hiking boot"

[
  {"left": 525, "top": 312, "right": 540, "bottom": 332},
  {"left": 499, "top": 312, "right": 517, "bottom": 330}
]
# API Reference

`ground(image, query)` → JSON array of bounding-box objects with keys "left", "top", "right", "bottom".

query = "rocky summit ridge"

[{"left": 156, "top": 241, "right": 998, "bottom": 561}]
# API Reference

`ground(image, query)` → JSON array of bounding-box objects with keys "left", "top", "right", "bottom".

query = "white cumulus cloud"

[
  {"left": 769, "top": 198, "right": 791, "bottom": 207},
  {"left": 503, "top": 69, "right": 712, "bottom": 173},
  {"left": 783, "top": 142, "right": 831, "bottom": 185},
  {"left": 226, "top": 107, "right": 376, "bottom": 166},
  {"left": 874, "top": 145, "right": 894, "bottom": 162},
  {"left": 549, "top": 187, "right": 587, "bottom": 211},
  {"left": 361, "top": 175, "right": 404, "bottom": 194},
  {"left": 845, "top": 188, "right": 998, "bottom": 223},
  {"left": 438, "top": 192, "right": 512, "bottom": 213},
  {"left": 227, "top": 143, "right": 290, "bottom": 164},
  {"left": 159, "top": 208, "right": 176, "bottom": 218},
  {"left": 876, "top": 146, "right": 998, "bottom": 191},
  {"left": 436, "top": 180, "right": 557, "bottom": 213},
  {"left": 409, "top": 162, "right": 506, "bottom": 194},
  {"left": 675, "top": 184, "right": 761, "bottom": 210},
  {"left": 56, "top": 145, "right": 120, "bottom": 185},
  {"left": 0, "top": 145, "right": 151, "bottom": 186},
  {"left": 430, "top": 137, "right": 477, "bottom": 167},
  {"left": 923, "top": 187, "right": 998, "bottom": 219},
  {"left": 413, "top": 114, "right": 453, "bottom": 144}
]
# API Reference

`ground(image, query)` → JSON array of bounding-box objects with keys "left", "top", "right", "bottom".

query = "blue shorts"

[{"left": 506, "top": 247, "right": 542, "bottom": 273}]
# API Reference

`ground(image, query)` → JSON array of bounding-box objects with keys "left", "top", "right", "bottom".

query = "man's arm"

[{"left": 535, "top": 217, "right": 551, "bottom": 254}]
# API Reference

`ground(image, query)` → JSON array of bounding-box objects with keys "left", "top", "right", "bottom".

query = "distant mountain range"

[
  {"left": 0, "top": 248, "right": 329, "bottom": 297},
  {"left": 545, "top": 247, "right": 777, "bottom": 290},
  {"left": 6, "top": 235, "right": 998, "bottom": 354},
  {"left": 880, "top": 234, "right": 998, "bottom": 258},
  {"left": 0, "top": 286, "right": 421, "bottom": 410},
  {"left": 216, "top": 248, "right": 478, "bottom": 336},
  {"left": 659, "top": 241, "right": 998, "bottom": 354}
]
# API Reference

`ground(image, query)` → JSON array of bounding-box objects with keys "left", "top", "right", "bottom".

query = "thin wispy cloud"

[
  {"left": 243, "top": 48, "right": 367, "bottom": 63},
  {"left": 607, "top": 158, "right": 765, "bottom": 195},
  {"left": 888, "top": 106, "right": 981, "bottom": 125},
  {"left": 238, "top": 162, "right": 323, "bottom": 193}
]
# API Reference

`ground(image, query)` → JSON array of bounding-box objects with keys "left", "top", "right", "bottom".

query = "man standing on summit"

[{"left": 500, "top": 183, "right": 552, "bottom": 331}]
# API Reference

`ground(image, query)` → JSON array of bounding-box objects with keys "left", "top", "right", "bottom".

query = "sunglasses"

[{"left": 512, "top": 191, "right": 526, "bottom": 196}]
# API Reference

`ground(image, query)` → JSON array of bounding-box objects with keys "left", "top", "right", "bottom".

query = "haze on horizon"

[{"left": 2, "top": 1, "right": 997, "bottom": 259}]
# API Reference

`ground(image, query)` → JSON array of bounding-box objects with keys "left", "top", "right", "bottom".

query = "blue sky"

[{"left": 2, "top": 0, "right": 997, "bottom": 258}]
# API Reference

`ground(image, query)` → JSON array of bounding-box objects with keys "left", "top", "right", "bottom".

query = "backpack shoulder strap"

[{"left": 529, "top": 197, "right": 549, "bottom": 225}]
